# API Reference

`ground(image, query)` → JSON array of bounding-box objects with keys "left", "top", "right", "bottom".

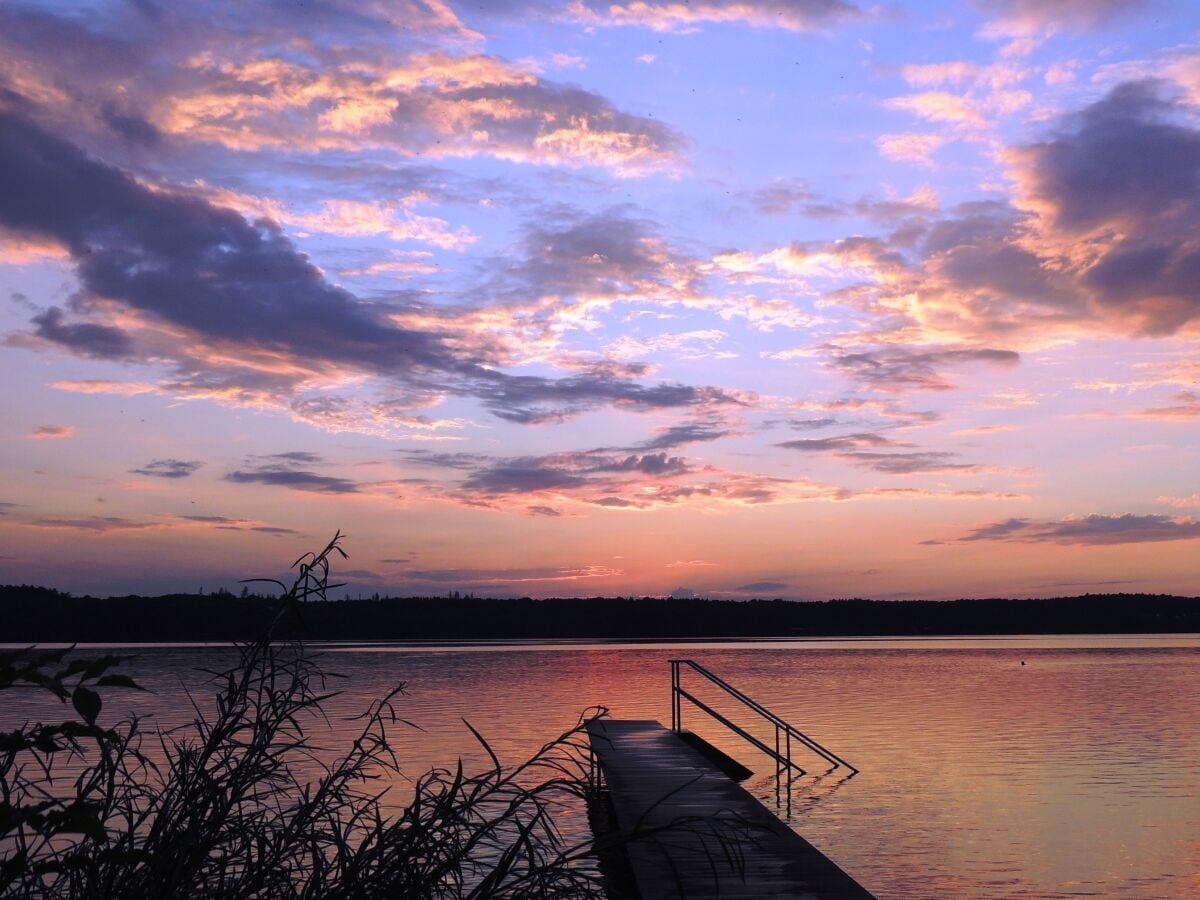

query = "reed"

[{"left": 1, "top": 534, "right": 754, "bottom": 898}]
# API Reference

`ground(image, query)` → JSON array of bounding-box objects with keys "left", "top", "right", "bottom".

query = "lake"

[{"left": 5, "top": 635, "right": 1200, "bottom": 898}]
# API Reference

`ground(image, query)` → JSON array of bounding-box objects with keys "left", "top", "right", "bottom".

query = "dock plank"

[{"left": 588, "top": 719, "right": 874, "bottom": 899}]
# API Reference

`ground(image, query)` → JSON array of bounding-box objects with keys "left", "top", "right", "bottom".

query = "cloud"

[
  {"left": 1045, "top": 60, "right": 1079, "bottom": 86},
  {"left": 778, "top": 432, "right": 984, "bottom": 474},
  {"left": 399, "top": 564, "right": 622, "bottom": 585},
  {"left": 743, "top": 200, "right": 1086, "bottom": 354},
  {"left": 25, "top": 516, "right": 161, "bottom": 533},
  {"left": 130, "top": 458, "right": 204, "bottom": 479},
  {"left": 225, "top": 470, "right": 361, "bottom": 494},
  {"left": 736, "top": 580, "right": 788, "bottom": 592},
  {"left": 1009, "top": 80, "right": 1200, "bottom": 334},
  {"left": 225, "top": 453, "right": 361, "bottom": 494},
  {"left": 228, "top": 194, "right": 477, "bottom": 251},
  {"left": 835, "top": 451, "right": 978, "bottom": 475},
  {"left": 954, "top": 513, "right": 1200, "bottom": 544},
  {"left": 463, "top": 462, "right": 591, "bottom": 495},
  {"left": 609, "top": 328, "right": 729, "bottom": 361},
  {"left": 586, "top": 472, "right": 798, "bottom": 509},
  {"left": 559, "top": 0, "right": 861, "bottom": 33},
  {"left": 978, "top": 0, "right": 1147, "bottom": 36},
  {"left": 885, "top": 92, "right": 987, "bottom": 129},
  {"left": 823, "top": 345, "right": 1020, "bottom": 392},
  {"left": 786, "top": 417, "right": 838, "bottom": 430},
  {"left": 0, "top": 0, "right": 662, "bottom": 174},
  {"left": 848, "top": 487, "right": 1027, "bottom": 502},
  {"left": 875, "top": 132, "right": 946, "bottom": 168},
  {"left": 0, "top": 106, "right": 740, "bottom": 430},
  {"left": 953, "top": 424, "right": 1017, "bottom": 435},
  {"left": 632, "top": 419, "right": 739, "bottom": 450},
  {"left": 0, "top": 104, "right": 448, "bottom": 367},
  {"left": 403, "top": 451, "right": 493, "bottom": 470},
  {"left": 472, "top": 371, "right": 747, "bottom": 425},
  {"left": 777, "top": 432, "right": 897, "bottom": 452},
  {"left": 1133, "top": 391, "right": 1200, "bottom": 421},
  {"left": 175, "top": 514, "right": 300, "bottom": 535},
  {"left": 162, "top": 51, "right": 685, "bottom": 176},
  {"left": 790, "top": 397, "right": 942, "bottom": 425},
  {"left": 405, "top": 444, "right": 816, "bottom": 512},
  {"left": 957, "top": 517, "right": 1031, "bottom": 541},
  {"left": 1159, "top": 494, "right": 1200, "bottom": 509},
  {"left": 461, "top": 451, "right": 691, "bottom": 495},
  {"left": 51, "top": 379, "right": 158, "bottom": 396},
  {"left": 1075, "top": 358, "right": 1200, "bottom": 394},
  {"left": 770, "top": 83, "right": 1200, "bottom": 351},
  {"left": 899, "top": 61, "right": 982, "bottom": 88},
  {"left": 750, "top": 178, "right": 845, "bottom": 217},
  {"left": 28, "top": 424, "right": 74, "bottom": 439},
  {"left": 29, "top": 307, "right": 135, "bottom": 359}
]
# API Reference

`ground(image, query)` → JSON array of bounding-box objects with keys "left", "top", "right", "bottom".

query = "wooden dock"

[{"left": 587, "top": 719, "right": 874, "bottom": 899}]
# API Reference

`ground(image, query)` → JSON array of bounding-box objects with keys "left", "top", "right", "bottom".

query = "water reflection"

[{"left": 4, "top": 636, "right": 1199, "bottom": 898}]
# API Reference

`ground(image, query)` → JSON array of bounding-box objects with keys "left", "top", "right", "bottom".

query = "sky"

[{"left": 1, "top": 0, "right": 1199, "bottom": 600}]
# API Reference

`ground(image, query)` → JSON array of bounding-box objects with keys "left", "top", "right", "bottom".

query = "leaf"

[
  {"left": 47, "top": 803, "right": 108, "bottom": 843},
  {"left": 97, "top": 848, "right": 154, "bottom": 865},
  {"left": 82, "top": 654, "right": 130, "bottom": 680},
  {"left": 71, "top": 685, "right": 102, "bottom": 725},
  {"left": 95, "top": 674, "right": 145, "bottom": 691}
]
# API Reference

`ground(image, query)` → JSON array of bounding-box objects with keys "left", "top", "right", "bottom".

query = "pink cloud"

[
  {"left": 875, "top": 132, "right": 946, "bottom": 167},
  {"left": 28, "top": 424, "right": 74, "bottom": 439},
  {"left": 885, "top": 91, "right": 988, "bottom": 128}
]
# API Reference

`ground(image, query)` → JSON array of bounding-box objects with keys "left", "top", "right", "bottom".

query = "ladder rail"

[
  {"left": 670, "top": 658, "right": 859, "bottom": 775},
  {"left": 676, "top": 686, "right": 806, "bottom": 774}
]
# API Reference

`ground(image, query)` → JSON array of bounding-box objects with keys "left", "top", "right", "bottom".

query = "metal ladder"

[{"left": 670, "top": 658, "right": 859, "bottom": 777}]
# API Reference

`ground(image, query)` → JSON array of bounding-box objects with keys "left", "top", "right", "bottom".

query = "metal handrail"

[
  {"left": 676, "top": 687, "right": 804, "bottom": 773},
  {"left": 685, "top": 660, "right": 858, "bottom": 773},
  {"left": 670, "top": 658, "right": 859, "bottom": 776}
]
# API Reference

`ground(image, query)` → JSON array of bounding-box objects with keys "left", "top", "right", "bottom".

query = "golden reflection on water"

[{"left": 5, "top": 635, "right": 1199, "bottom": 898}]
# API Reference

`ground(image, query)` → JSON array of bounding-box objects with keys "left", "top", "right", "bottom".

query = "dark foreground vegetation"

[
  {"left": 1, "top": 536, "right": 751, "bottom": 898},
  {"left": 3, "top": 587, "right": 1199, "bottom": 642}
]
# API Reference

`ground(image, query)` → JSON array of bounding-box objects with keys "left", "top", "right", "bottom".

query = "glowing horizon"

[{"left": 2, "top": 0, "right": 1199, "bottom": 600}]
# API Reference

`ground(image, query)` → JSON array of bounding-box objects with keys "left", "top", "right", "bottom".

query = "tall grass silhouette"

[{"left": 0, "top": 533, "right": 641, "bottom": 898}]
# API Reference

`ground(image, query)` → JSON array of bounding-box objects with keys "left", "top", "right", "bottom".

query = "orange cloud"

[
  {"left": 51, "top": 380, "right": 159, "bottom": 396},
  {"left": 0, "top": 235, "right": 70, "bottom": 264},
  {"left": 160, "top": 52, "right": 685, "bottom": 175},
  {"left": 28, "top": 424, "right": 74, "bottom": 439}
]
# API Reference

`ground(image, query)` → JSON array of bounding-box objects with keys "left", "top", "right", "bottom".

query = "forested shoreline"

[{"left": 4, "top": 585, "right": 1199, "bottom": 641}]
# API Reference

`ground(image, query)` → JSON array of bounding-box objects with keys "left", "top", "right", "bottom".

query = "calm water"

[{"left": 6, "top": 635, "right": 1200, "bottom": 898}]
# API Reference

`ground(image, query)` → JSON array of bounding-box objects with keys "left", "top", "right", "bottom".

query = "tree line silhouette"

[{"left": 3, "top": 585, "right": 1198, "bottom": 641}]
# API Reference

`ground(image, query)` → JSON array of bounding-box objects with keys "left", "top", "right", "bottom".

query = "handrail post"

[
  {"left": 774, "top": 723, "right": 781, "bottom": 778},
  {"left": 671, "top": 660, "right": 680, "bottom": 732}
]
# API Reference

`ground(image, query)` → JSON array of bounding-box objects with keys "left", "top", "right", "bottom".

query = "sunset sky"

[{"left": 2, "top": 0, "right": 1199, "bottom": 600}]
